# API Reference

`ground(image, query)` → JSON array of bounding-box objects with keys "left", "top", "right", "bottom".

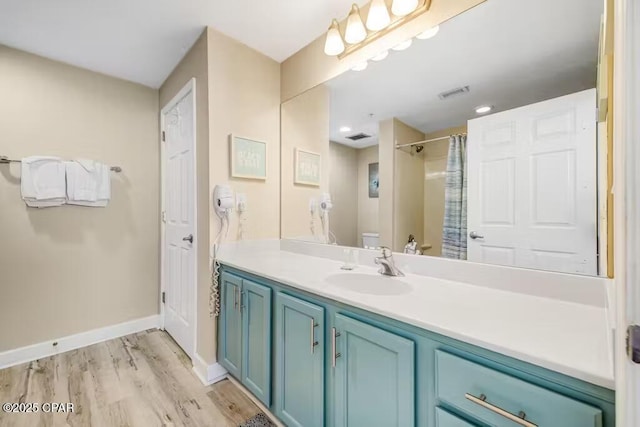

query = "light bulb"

[
  {"left": 475, "top": 105, "right": 493, "bottom": 114},
  {"left": 351, "top": 62, "right": 368, "bottom": 72},
  {"left": 391, "top": 39, "right": 413, "bottom": 51},
  {"left": 366, "top": 0, "right": 391, "bottom": 31},
  {"left": 391, "top": 0, "right": 419, "bottom": 16},
  {"left": 371, "top": 50, "right": 389, "bottom": 61},
  {"left": 416, "top": 25, "right": 440, "bottom": 40},
  {"left": 324, "top": 20, "right": 345, "bottom": 56},
  {"left": 345, "top": 4, "right": 367, "bottom": 44}
]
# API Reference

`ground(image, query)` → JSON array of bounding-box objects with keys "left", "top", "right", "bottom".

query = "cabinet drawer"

[
  {"left": 435, "top": 351, "right": 602, "bottom": 427},
  {"left": 436, "top": 408, "right": 476, "bottom": 427}
]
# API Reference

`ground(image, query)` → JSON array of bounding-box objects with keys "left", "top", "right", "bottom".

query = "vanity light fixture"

[
  {"left": 351, "top": 61, "right": 369, "bottom": 71},
  {"left": 416, "top": 25, "right": 440, "bottom": 40},
  {"left": 392, "top": 39, "right": 413, "bottom": 51},
  {"left": 366, "top": 0, "right": 391, "bottom": 31},
  {"left": 323, "top": 1, "right": 432, "bottom": 59},
  {"left": 339, "top": 126, "right": 352, "bottom": 133},
  {"left": 371, "top": 50, "right": 389, "bottom": 61},
  {"left": 391, "top": 0, "right": 419, "bottom": 17},
  {"left": 344, "top": 4, "right": 367, "bottom": 44},
  {"left": 324, "top": 19, "right": 345, "bottom": 56},
  {"left": 475, "top": 105, "right": 493, "bottom": 114}
]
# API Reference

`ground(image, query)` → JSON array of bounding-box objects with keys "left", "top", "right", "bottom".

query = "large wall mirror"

[{"left": 281, "top": 0, "right": 609, "bottom": 277}]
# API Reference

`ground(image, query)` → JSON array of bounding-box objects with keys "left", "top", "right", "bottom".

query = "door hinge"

[
  {"left": 162, "top": 292, "right": 166, "bottom": 304},
  {"left": 627, "top": 324, "right": 640, "bottom": 363},
  {"left": 161, "top": 210, "right": 166, "bottom": 223},
  {"left": 162, "top": 131, "right": 166, "bottom": 142}
]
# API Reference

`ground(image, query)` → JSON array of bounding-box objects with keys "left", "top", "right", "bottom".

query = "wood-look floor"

[{"left": 0, "top": 330, "right": 263, "bottom": 427}]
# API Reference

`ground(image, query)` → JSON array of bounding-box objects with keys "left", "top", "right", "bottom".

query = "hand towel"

[
  {"left": 21, "top": 156, "right": 66, "bottom": 208},
  {"left": 65, "top": 160, "right": 111, "bottom": 207}
]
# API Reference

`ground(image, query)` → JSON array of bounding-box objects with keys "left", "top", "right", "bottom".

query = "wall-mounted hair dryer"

[
  {"left": 211, "top": 184, "right": 234, "bottom": 320},
  {"left": 319, "top": 193, "right": 334, "bottom": 244},
  {"left": 213, "top": 185, "right": 234, "bottom": 219}
]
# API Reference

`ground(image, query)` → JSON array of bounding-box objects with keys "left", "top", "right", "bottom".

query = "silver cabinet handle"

[
  {"left": 310, "top": 319, "right": 319, "bottom": 354},
  {"left": 469, "top": 231, "right": 484, "bottom": 240},
  {"left": 182, "top": 234, "right": 194, "bottom": 244},
  {"left": 465, "top": 393, "right": 537, "bottom": 427},
  {"left": 234, "top": 287, "right": 239, "bottom": 310},
  {"left": 331, "top": 327, "right": 341, "bottom": 368},
  {"left": 239, "top": 291, "right": 245, "bottom": 313}
]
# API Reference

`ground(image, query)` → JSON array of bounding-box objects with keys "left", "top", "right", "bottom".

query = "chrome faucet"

[{"left": 374, "top": 246, "right": 405, "bottom": 277}]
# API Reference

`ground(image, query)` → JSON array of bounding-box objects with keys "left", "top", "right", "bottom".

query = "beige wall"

[
  {"left": 0, "top": 45, "right": 159, "bottom": 351},
  {"left": 281, "top": 85, "right": 330, "bottom": 240},
  {"left": 393, "top": 120, "right": 425, "bottom": 252},
  {"left": 205, "top": 28, "right": 281, "bottom": 363},
  {"left": 280, "top": 0, "right": 486, "bottom": 101},
  {"left": 378, "top": 119, "right": 395, "bottom": 248},
  {"left": 160, "top": 27, "right": 281, "bottom": 365},
  {"left": 329, "top": 142, "right": 357, "bottom": 247},
  {"left": 159, "top": 30, "right": 211, "bottom": 361},
  {"left": 357, "top": 145, "right": 380, "bottom": 247}
]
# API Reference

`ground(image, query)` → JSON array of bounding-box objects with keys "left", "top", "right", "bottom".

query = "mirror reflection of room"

[{"left": 281, "top": 0, "right": 608, "bottom": 278}]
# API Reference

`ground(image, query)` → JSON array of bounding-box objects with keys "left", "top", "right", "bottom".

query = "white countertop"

[{"left": 218, "top": 241, "right": 615, "bottom": 389}]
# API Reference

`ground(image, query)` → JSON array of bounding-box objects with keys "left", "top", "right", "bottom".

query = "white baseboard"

[
  {"left": 0, "top": 314, "right": 160, "bottom": 370},
  {"left": 192, "top": 354, "right": 228, "bottom": 386}
]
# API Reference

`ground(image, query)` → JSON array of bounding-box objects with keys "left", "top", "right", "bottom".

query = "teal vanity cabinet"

[
  {"left": 332, "top": 314, "right": 415, "bottom": 427},
  {"left": 219, "top": 272, "right": 272, "bottom": 406},
  {"left": 218, "top": 266, "right": 615, "bottom": 427},
  {"left": 274, "top": 293, "right": 325, "bottom": 427},
  {"left": 435, "top": 350, "right": 603, "bottom": 427}
]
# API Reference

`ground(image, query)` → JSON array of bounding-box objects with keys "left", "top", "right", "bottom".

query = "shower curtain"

[{"left": 441, "top": 135, "right": 468, "bottom": 259}]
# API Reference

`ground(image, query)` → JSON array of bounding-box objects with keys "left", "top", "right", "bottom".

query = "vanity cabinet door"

[
  {"left": 275, "top": 293, "right": 325, "bottom": 427},
  {"left": 219, "top": 272, "right": 242, "bottom": 378},
  {"left": 241, "top": 280, "right": 272, "bottom": 406},
  {"left": 333, "top": 314, "right": 415, "bottom": 427}
]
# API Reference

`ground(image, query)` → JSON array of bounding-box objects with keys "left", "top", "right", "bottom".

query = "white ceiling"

[
  {"left": 328, "top": 0, "right": 602, "bottom": 148},
  {"left": 0, "top": 0, "right": 367, "bottom": 88}
]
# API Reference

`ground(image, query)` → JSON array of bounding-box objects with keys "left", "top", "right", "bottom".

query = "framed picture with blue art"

[
  {"left": 294, "top": 148, "right": 321, "bottom": 186},
  {"left": 369, "top": 162, "right": 379, "bottom": 198},
  {"left": 230, "top": 134, "right": 267, "bottom": 180}
]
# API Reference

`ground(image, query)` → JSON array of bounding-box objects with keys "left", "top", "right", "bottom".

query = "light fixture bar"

[{"left": 337, "top": 0, "right": 432, "bottom": 60}]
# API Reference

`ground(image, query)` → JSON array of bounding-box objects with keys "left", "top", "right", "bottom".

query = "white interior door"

[
  {"left": 617, "top": 1, "right": 640, "bottom": 424},
  {"left": 467, "top": 89, "right": 597, "bottom": 275},
  {"left": 161, "top": 80, "right": 196, "bottom": 358}
]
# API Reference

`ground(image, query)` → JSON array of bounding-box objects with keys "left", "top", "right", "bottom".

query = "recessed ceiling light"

[
  {"left": 416, "top": 25, "right": 440, "bottom": 40},
  {"left": 391, "top": 39, "right": 413, "bottom": 51},
  {"left": 351, "top": 62, "right": 369, "bottom": 71},
  {"left": 371, "top": 51, "right": 389, "bottom": 61},
  {"left": 475, "top": 105, "right": 493, "bottom": 114},
  {"left": 339, "top": 126, "right": 352, "bottom": 133}
]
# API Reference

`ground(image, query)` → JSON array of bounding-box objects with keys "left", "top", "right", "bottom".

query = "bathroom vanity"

[{"left": 216, "top": 241, "right": 615, "bottom": 427}]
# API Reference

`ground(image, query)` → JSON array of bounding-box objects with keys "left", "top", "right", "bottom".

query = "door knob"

[
  {"left": 469, "top": 231, "right": 484, "bottom": 240},
  {"left": 182, "top": 234, "right": 194, "bottom": 244}
]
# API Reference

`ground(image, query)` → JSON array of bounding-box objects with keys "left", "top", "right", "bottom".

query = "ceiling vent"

[
  {"left": 346, "top": 132, "right": 372, "bottom": 141},
  {"left": 438, "top": 85, "right": 470, "bottom": 100}
]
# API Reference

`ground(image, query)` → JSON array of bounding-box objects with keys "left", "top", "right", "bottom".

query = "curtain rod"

[
  {"left": 395, "top": 133, "right": 467, "bottom": 149},
  {"left": 0, "top": 156, "right": 122, "bottom": 172}
]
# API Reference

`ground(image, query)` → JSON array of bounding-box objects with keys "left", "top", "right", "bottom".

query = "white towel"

[
  {"left": 21, "top": 156, "right": 66, "bottom": 208},
  {"left": 65, "top": 160, "right": 111, "bottom": 207}
]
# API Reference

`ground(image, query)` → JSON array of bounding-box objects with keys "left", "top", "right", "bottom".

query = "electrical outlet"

[{"left": 236, "top": 193, "right": 247, "bottom": 212}]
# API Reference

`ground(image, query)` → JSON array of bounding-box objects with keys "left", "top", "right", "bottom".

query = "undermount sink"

[{"left": 325, "top": 273, "right": 412, "bottom": 296}]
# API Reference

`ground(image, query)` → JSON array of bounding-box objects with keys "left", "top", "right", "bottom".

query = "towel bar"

[{"left": 0, "top": 156, "right": 122, "bottom": 172}]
